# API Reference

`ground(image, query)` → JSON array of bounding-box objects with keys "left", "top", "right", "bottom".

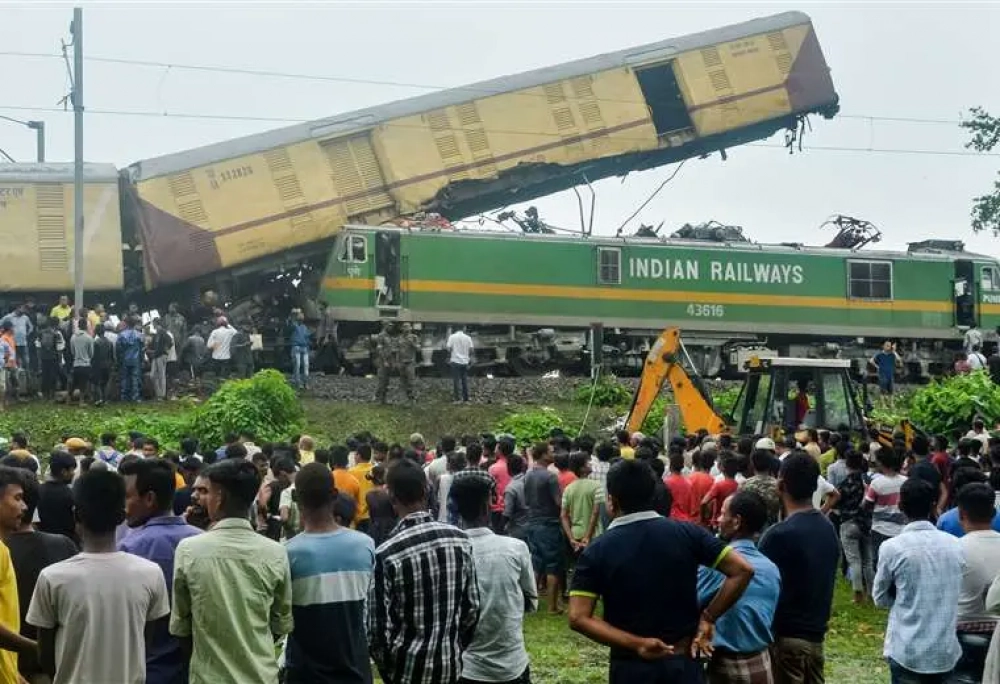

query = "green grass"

[{"left": 522, "top": 580, "right": 887, "bottom": 683}]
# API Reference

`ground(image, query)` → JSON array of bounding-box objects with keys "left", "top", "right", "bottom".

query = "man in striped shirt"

[
  {"left": 284, "top": 463, "right": 375, "bottom": 683},
  {"left": 367, "top": 459, "right": 481, "bottom": 684}
]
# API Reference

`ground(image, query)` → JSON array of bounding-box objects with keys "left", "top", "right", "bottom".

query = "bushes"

[
  {"left": 909, "top": 371, "right": 1000, "bottom": 436},
  {"left": 189, "top": 369, "right": 304, "bottom": 448},
  {"left": 496, "top": 407, "right": 565, "bottom": 446},
  {"left": 573, "top": 374, "right": 632, "bottom": 408}
]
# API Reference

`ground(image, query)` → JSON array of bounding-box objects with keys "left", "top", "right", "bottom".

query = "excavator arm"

[{"left": 624, "top": 327, "right": 727, "bottom": 435}]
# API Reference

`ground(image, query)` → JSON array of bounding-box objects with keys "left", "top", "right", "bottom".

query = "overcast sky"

[{"left": 2, "top": 2, "right": 999, "bottom": 254}]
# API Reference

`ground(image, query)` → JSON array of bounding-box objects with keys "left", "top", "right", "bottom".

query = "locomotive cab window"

[
  {"left": 598, "top": 248, "right": 621, "bottom": 285},
  {"left": 848, "top": 260, "right": 893, "bottom": 300},
  {"left": 339, "top": 235, "right": 368, "bottom": 263},
  {"left": 982, "top": 266, "right": 999, "bottom": 291}
]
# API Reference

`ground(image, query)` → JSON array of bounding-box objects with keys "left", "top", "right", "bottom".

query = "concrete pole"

[
  {"left": 29, "top": 121, "right": 45, "bottom": 162},
  {"left": 72, "top": 7, "right": 84, "bottom": 313}
]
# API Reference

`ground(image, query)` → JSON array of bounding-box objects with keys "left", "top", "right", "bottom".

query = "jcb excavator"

[{"left": 625, "top": 327, "right": 916, "bottom": 445}]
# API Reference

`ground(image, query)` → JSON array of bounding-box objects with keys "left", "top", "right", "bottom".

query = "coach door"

[
  {"left": 374, "top": 230, "right": 402, "bottom": 310},
  {"left": 954, "top": 259, "right": 977, "bottom": 328}
]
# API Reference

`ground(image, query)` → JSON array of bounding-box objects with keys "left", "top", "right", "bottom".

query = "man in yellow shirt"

[
  {"left": 0, "top": 468, "right": 41, "bottom": 681},
  {"left": 616, "top": 430, "right": 635, "bottom": 460},
  {"left": 297, "top": 436, "right": 316, "bottom": 466},
  {"left": 348, "top": 444, "right": 375, "bottom": 533},
  {"left": 49, "top": 296, "right": 72, "bottom": 323}
]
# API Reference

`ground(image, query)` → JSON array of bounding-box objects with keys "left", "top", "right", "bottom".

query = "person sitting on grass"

[{"left": 568, "top": 459, "right": 754, "bottom": 684}]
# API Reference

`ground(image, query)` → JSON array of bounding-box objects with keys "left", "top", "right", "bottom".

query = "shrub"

[
  {"left": 574, "top": 374, "right": 632, "bottom": 408},
  {"left": 496, "top": 407, "right": 565, "bottom": 446},
  {"left": 909, "top": 371, "right": 1000, "bottom": 436},
  {"left": 639, "top": 397, "right": 668, "bottom": 438},
  {"left": 189, "top": 369, "right": 304, "bottom": 448},
  {"left": 711, "top": 385, "right": 742, "bottom": 417}
]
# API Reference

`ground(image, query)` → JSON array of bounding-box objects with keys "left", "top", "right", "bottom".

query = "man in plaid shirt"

[{"left": 367, "top": 459, "right": 480, "bottom": 684}]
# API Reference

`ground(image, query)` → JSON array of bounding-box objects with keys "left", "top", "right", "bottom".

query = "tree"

[{"left": 962, "top": 107, "right": 1000, "bottom": 235}]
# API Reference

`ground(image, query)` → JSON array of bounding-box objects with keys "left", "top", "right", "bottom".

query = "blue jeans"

[
  {"left": 888, "top": 659, "right": 950, "bottom": 684},
  {"left": 120, "top": 363, "right": 141, "bottom": 401},
  {"left": 450, "top": 361, "right": 469, "bottom": 401},
  {"left": 291, "top": 346, "right": 309, "bottom": 388}
]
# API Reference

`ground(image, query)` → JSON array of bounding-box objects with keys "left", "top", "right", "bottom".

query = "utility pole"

[
  {"left": 28, "top": 121, "right": 45, "bottom": 162},
  {"left": 0, "top": 115, "right": 46, "bottom": 162},
  {"left": 71, "top": 7, "right": 84, "bottom": 313}
]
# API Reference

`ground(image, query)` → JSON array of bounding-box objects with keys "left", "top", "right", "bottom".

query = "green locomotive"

[{"left": 322, "top": 223, "right": 1000, "bottom": 378}]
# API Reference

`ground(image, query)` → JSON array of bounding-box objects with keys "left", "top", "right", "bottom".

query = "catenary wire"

[
  {"left": 0, "top": 50, "right": 980, "bottom": 127},
  {"left": 0, "top": 104, "right": 997, "bottom": 158}
]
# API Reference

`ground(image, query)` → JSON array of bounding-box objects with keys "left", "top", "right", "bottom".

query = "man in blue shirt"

[
  {"left": 284, "top": 463, "right": 375, "bottom": 683},
  {"left": 569, "top": 460, "right": 754, "bottom": 684},
  {"left": 288, "top": 310, "right": 311, "bottom": 390},
  {"left": 118, "top": 458, "right": 202, "bottom": 684},
  {"left": 874, "top": 478, "right": 966, "bottom": 682},
  {"left": 698, "top": 490, "right": 781, "bottom": 683},
  {"left": 870, "top": 341, "right": 901, "bottom": 408},
  {"left": 937, "top": 468, "right": 1000, "bottom": 537}
]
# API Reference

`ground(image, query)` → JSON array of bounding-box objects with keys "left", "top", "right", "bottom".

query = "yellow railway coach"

[
  {"left": 127, "top": 10, "right": 838, "bottom": 290},
  {"left": 0, "top": 163, "right": 123, "bottom": 293}
]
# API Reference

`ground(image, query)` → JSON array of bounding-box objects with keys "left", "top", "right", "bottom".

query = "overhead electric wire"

[
  {"left": 616, "top": 159, "right": 688, "bottom": 235},
  {"left": 0, "top": 103, "right": 996, "bottom": 159},
  {"left": 0, "top": 49, "right": 981, "bottom": 127},
  {"left": 0, "top": 147, "right": 15, "bottom": 162}
]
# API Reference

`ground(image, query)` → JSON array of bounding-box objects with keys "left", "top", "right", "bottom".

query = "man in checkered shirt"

[
  {"left": 367, "top": 459, "right": 480, "bottom": 684},
  {"left": 874, "top": 477, "right": 966, "bottom": 682}
]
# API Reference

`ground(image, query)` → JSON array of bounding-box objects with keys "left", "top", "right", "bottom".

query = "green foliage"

[
  {"left": 711, "top": 385, "right": 742, "bottom": 417},
  {"left": 573, "top": 374, "right": 632, "bottom": 408},
  {"left": 188, "top": 370, "right": 304, "bottom": 448},
  {"left": 962, "top": 107, "right": 1000, "bottom": 235},
  {"left": 95, "top": 413, "right": 192, "bottom": 451},
  {"left": 639, "top": 397, "right": 668, "bottom": 437},
  {"left": 909, "top": 370, "right": 1000, "bottom": 435},
  {"left": 496, "top": 407, "right": 564, "bottom": 446}
]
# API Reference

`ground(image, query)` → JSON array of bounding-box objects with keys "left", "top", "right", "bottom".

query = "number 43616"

[{"left": 686, "top": 304, "right": 725, "bottom": 318}]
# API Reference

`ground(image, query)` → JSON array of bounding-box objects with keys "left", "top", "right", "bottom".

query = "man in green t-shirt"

[{"left": 561, "top": 452, "right": 603, "bottom": 551}]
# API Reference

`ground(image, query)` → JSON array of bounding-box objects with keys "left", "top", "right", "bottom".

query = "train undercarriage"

[{"left": 332, "top": 322, "right": 968, "bottom": 381}]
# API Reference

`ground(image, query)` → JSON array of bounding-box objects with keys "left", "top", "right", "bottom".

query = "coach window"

[
  {"left": 339, "top": 235, "right": 368, "bottom": 263},
  {"left": 598, "top": 248, "right": 621, "bottom": 285},
  {"left": 982, "top": 266, "right": 999, "bottom": 291},
  {"left": 848, "top": 260, "right": 893, "bottom": 300}
]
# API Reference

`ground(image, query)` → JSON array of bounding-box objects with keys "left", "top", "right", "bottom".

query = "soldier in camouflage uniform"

[
  {"left": 400, "top": 323, "right": 419, "bottom": 396},
  {"left": 374, "top": 321, "right": 415, "bottom": 403}
]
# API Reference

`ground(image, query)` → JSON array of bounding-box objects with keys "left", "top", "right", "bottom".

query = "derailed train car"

[
  {"left": 0, "top": 11, "right": 841, "bottom": 363},
  {"left": 117, "top": 10, "right": 836, "bottom": 302},
  {"left": 323, "top": 225, "right": 1000, "bottom": 378}
]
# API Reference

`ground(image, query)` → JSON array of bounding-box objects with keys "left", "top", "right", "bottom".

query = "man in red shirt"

[
  {"left": 663, "top": 449, "right": 694, "bottom": 522},
  {"left": 488, "top": 438, "right": 514, "bottom": 532},
  {"left": 702, "top": 454, "right": 740, "bottom": 530},
  {"left": 688, "top": 450, "right": 716, "bottom": 527},
  {"left": 930, "top": 434, "right": 951, "bottom": 484}
]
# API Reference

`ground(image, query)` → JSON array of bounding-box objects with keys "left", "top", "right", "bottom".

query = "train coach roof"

[
  {"left": 340, "top": 224, "right": 999, "bottom": 263},
  {"left": 127, "top": 11, "right": 811, "bottom": 181},
  {"left": 0, "top": 162, "right": 119, "bottom": 184}
]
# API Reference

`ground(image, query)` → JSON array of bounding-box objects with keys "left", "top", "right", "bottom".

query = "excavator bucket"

[
  {"left": 625, "top": 328, "right": 726, "bottom": 435},
  {"left": 874, "top": 418, "right": 925, "bottom": 451}
]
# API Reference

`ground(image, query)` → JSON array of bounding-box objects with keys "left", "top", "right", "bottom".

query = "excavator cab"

[{"left": 728, "top": 357, "right": 866, "bottom": 438}]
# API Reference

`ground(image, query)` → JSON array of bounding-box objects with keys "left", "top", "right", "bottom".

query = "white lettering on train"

[{"left": 630, "top": 257, "right": 803, "bottom": 285}]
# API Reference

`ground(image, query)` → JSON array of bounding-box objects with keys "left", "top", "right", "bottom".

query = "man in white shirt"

[
  {"left": 27, "top": 469, "right": 169, "bottom": 684},
  {"left": 452, "top": 468, "right": 536, "bottom": 684},
  {"left": 206, "top": 317, "right": 236, "bottom": 379},
  {"left": 446, "top": 326, "right": 474, "bottom": 403},
  {"left": 968, "top": 345, "right": 987, "bottom": 371},
  {"left": 956, "top": 484, "right": 1000, "bottom": 633},
  {"left": 965, "top": 419, "right": 991, "bottom": 454}
]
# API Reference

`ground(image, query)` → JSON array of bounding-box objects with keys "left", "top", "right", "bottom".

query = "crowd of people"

[
  {"left": 0, "top": 294, "right": 341, "bottom": 408},
  {"left": 0, "top": 417, "right": 996, "bottom": 683}
]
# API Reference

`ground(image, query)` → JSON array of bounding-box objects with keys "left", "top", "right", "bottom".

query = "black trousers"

[{"left": 460, "top": 666, "right": 531, "bottom": 684}]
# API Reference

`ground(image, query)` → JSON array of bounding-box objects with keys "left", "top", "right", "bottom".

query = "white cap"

[{"left": 755, "top": 437, "right": 776, "bottom": 451}]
